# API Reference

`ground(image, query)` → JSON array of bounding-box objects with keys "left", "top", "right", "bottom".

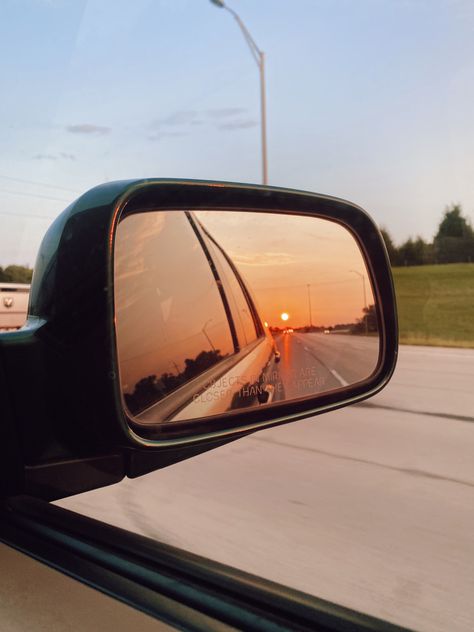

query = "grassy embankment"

[{"left": 393, "top": 263, "right": 474, "bottom": 348}]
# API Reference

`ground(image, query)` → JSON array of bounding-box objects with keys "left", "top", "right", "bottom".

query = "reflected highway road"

[
  {"left": 60, "top": 344, "right": 474, "bottom": 632},
  {"left": 274, "top": 332, "right": 379, "bottom": 397}
]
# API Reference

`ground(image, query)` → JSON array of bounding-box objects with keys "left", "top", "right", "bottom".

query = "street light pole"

[
  {"left": 210, "top": 0, "right": 268, "bottom": 185},
  {"left": 259, "top": 51, "right": 268, "bottom": 185},
  {"left": 350, "top": 270, "right": 368, "bottom": 335}
]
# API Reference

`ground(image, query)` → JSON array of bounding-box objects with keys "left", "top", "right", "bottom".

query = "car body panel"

[
  {"left": 0, "top": 284, "right": 30, "bottom": 331},
  {"left": 0, "top": 541, "right": 169, "bottom": 632}
]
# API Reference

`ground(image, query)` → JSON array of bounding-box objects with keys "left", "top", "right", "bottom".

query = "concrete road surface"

[{"left": 59, "top": 344, "right": 474, "bottom": 632}]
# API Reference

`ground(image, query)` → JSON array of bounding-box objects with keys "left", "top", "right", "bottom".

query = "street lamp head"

[{"left": 209, "top": 0, "right": 226, "bottom": 7}]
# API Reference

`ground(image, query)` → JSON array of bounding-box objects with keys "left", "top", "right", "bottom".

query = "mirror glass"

[{"left": 114, "top": 210, "right": 380, "bottom": 424}]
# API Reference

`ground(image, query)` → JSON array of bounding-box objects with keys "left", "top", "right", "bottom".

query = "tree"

[
  {"left": 0, "top": 265, "right": 33, "bottom": 283},
  {"left": 124, "top": 375, "right": 163, "bottom": 415},
  {"left": 380, "top": 228, "right": 400, "bottom": 266},
  {"left": 380, "top": 229, "right": 433, "bottom": 267},
  {"left": 434, "top": 204, "right": 474, "bottom": 263},
  {"left": 436, "top": 204, "right": 473, "bottom": 239},
  {"left": 397, "top": 237, "right": 430, "bottom": 266},
  {"left": 352, "top": 304, "right": 377, "bottom": 334},
  {"left": 362, "top": 304, "right": 377, "bottom": 333}
]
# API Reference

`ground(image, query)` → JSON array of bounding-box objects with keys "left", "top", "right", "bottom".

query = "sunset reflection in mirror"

[
  {"left": 114, "top": 210, "right": 380, "bottom": 425},
  {"left": 196, "top": 211, "right": 376, "bottom": 332}
]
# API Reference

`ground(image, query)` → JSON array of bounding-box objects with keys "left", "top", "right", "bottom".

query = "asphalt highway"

[
  {"left": 60, "top": 344, "right": 474, "bottom": 632},
  {"left": 274, "top": 332, "right": 380, "bottom": 397}
]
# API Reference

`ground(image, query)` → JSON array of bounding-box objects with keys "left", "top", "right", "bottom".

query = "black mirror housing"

[{"left": 0, "top": 180, "right": 398, "bottom": 500}]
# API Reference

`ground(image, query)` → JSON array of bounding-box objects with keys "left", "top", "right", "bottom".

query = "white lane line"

[{"left": 330, "top": 369, "right": 349, "bottom": 387}]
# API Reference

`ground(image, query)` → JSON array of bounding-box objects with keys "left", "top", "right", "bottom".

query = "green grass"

[{"left": 392, "top": 263, "right": 474, "bottom": 348}]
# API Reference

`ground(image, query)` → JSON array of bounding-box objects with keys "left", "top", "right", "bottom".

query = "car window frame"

[{"left": 0, "top": 495, "right": 410, "bottom": 632}]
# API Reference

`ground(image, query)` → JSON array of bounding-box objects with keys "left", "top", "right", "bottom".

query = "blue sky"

[{"left": 1, "top": 0, "right": 473, "bottom": 265}]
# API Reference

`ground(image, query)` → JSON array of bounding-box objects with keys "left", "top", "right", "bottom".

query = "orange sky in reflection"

[
  {"left": 195, "top": 210, "right": 375, "bottom": 329},
  {"left": 115, "top": 211, "right": 234, "bottom": 393}
]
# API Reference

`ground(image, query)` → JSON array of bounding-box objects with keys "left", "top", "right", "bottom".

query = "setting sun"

[{"left": 280, "top": 312, "right": 289, "bottom": 321}]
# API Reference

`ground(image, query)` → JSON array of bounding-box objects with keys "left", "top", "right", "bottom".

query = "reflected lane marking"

[{"left": 330, "top": 369, "right": 349, "bottom": 387}]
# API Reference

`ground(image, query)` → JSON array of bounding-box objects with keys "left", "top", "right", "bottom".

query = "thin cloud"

[
  {"left": 33, "top": 152, "right": 76, "bottom": 161},
  {"left": 33, "top": 153, "right": 57, "bottom": 161},
  {"left": 218, "top": 119, "right": 258, "bottom": 131},
  {"left": 149, "top": 108, "right": 248, "bottom": 132},
  {"left": 148, "top": 131, "right": 188, "bottom": 141},
  {"left": 153, "top": 110, "right": 199, "bottom": 127},
  {"left": 207, "top": 107, "right": 247, "bottom": 119},
  {"left": 232, "top": 252, "right": 296, "bottom": 266},
  {"left": 66, "top": 124, "right": 110, "bottom": 135},
  {"left": 33, "top": 0, "right": 66, "bottom": 5}
]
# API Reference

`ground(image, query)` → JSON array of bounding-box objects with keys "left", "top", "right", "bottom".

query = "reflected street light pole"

[
  {"left": 350, "top": 270, "right": 368, "bottom": 335},
  {"left": 210, "top": 0, "right": 268, "bottom": 185},
  {"left": 202, "top": 319, "right": 216, "bottom": 351},
  {"left": 171, "top": 361, "right": 180, "bottom": 376},
  {"left": 306, "top": 283, "right": 313, "bottom": 329}
]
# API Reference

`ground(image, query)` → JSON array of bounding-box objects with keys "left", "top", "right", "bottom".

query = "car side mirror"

[{"left": 0, "top": 180, "right": 398, "bottom": 500}]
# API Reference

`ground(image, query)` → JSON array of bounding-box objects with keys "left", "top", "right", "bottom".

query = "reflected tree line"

[
  {"left": 352, "top": 304, "right": 377, "bottom": 334},
  {"left": 125, "top": 348, "right": 225, "bottom": 415}
]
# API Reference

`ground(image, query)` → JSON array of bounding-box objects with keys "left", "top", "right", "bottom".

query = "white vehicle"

[{"left": 0, "top": 283, "right": 30, "bottom": 330}]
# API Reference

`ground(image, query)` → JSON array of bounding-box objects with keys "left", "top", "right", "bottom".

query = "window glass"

[
  {"left": 205, "top": 236, "right": 259, "bottom": 349},
  {"left": 115, "top": 211, "right": 235, "bottom": 416}
]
